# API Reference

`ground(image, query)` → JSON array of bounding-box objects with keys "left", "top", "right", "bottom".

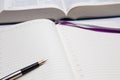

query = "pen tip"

[{"left": 38, "top": 59, "right": 47, "bottom": 65}]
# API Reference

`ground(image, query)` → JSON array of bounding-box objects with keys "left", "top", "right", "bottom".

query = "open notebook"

[
  {"left": 0, "top": 0, "right": 120, "bottom": 23},
  {"left": 0, "top": 19, "right": 120, "bottom": 80}
]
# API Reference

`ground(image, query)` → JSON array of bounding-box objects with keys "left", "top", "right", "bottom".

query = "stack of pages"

[{"left": 0, "top": 0, "right": 120, "bottom": 23}]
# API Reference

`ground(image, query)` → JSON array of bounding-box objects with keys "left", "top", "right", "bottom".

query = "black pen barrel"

[{"left": 21, "top": 62, "right": 39, "bottom": 75}]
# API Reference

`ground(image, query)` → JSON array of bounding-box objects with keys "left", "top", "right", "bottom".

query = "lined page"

[
  {"left": 57, "top": 21, "right": 120, "bottom": 80},
  {"left": 0, "top": 19, "right": 74, "bottom": 80}
]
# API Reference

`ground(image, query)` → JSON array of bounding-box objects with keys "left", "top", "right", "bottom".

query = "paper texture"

[
  {"left": 0, "top": 19, "right": 74, "bottom": 80},
  {"left": 57, "top": 20, "right": 120, "bottom": 80},
  {"left": 0, "top": 0, "right": 4, "bottom": 12},
  {"left": 4, "top": 0, "right": 63, "bottom": 10}
]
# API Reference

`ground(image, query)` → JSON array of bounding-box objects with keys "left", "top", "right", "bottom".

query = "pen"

[{"left": 1, "top": 60, "right": 47, "bottom": 80}]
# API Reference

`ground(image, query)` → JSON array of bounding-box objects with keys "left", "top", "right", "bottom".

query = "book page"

[
  {"left": 63, "top": 0, "right": 120, "bottom": 12},
  {"left": 0, "top": 0, "right": 4, "bottom": 13},
  {"left": 4, "top": 0, "right": 64, "bottom": 10},
  {"left": 57, "top": 20, "right": 120, "bottom": 80},
  {"left": 63, "top": 0, "right": 93, "bottom": 11},
  {"left": 0, "top": 19, "right": 75, "bottom": 80},
  {"left": 94, "top": 0, "right": 120, "bottom": 3}
]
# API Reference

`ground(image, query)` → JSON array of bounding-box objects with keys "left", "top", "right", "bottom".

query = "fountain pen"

[{"left": 1, "top": 60, "right": 47, "bottom": 80}]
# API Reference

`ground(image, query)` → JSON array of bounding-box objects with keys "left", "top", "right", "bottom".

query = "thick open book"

[
  {"left": 0, "top": 0, "right": 120, "bottom": 23},
  {"left": 1, "top": 19, "right": 120, "bottom": 80}
]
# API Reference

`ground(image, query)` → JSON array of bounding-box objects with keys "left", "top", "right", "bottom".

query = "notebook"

[
  {"left": 0, "top": 19, "right": 120, "bottom": 80},
  {"left": 0, "top": 0, "right": 120, "bottom": 23}
]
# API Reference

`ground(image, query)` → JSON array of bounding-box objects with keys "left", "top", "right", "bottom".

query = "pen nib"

[{"left": 38, "top": 60, "right": 47, "bottom": 65}]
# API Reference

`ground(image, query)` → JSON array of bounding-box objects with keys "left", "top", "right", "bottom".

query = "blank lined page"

[
  {"left": 57, "top": 21, "right": 120, "bottom": 80},
  {"left": 0, "top": 19, "right": 74, "bottom": 80}
]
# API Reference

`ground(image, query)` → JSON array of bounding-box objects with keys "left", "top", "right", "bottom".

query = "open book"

[
  {"left": 1, "top": 19, "right": 120, "bottom": 80},
  {"left": 0, "top": 0, "right": 120, "bottom": 23}
]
